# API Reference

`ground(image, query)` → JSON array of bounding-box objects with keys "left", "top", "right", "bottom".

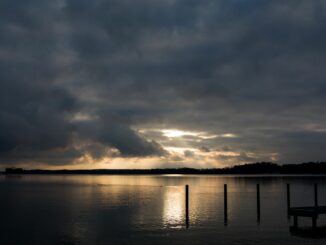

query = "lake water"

[{"left": 1, "top": 175, "right": 326, "bottom": 245}]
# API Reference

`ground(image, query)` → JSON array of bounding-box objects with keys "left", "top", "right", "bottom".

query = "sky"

[{"left": 1, "top": 0, "right": 326, "bottom": 169}]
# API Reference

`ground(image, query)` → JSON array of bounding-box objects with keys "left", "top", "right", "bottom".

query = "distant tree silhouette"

[{"left": 4, "top": 162, "right": 326, "bottom": 175}]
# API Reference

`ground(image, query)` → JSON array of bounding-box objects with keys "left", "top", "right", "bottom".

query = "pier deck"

[
  {"left": 288, "top": 206, "right": 326, "bottom": 228},
  {"left": 289, "top": 206, "right": 326, "bottom": 217}
]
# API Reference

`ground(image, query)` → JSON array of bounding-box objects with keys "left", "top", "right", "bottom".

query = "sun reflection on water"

[{"left": 162, "top": 187, "right": 184, "bottom": 229}]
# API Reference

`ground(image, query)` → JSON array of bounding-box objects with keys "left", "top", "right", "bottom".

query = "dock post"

[
  {"left": 294, "top": 215, "right": 298, "bottom": 227},
  {"left": 287, "top": 184, "right": 291, "bottom": 213},
  {"left": 224, "top": 184, "right": 228, "bottom": 225},
  {"left": 312, "top": 216, "right": 317, "bottom": 229},
  {"left": 314, "top": 183, "right": 318, "bottom": 208},
  {"left": 185, "top": 185, "right": 189, "bottom": 228},
  {"left": 257, "top": 184, "right": 261, "bottom": 222},
  {"left": 313, "top": 183, "right": 318, "bottom": 229},
  {"left": 287, "top": 183, "right": 291, "bottom": 219}
]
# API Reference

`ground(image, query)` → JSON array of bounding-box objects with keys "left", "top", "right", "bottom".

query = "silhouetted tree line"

[{"left": 4, "top": 162, "right": 326, "bottom": 175}]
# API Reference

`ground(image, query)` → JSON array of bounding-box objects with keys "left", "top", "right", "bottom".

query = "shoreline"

[{"left": 4, "top": 162, "right": 326, "bottom": 175}]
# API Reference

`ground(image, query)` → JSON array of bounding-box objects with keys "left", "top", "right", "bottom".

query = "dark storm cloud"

[
  {"left": 1, "top": 0, "right": 326, "bottom": 166},
  {"left": 77, "top": 116, "right": 166, "bottom": 157}
]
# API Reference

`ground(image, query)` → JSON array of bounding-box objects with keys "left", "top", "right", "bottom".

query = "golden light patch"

[{"left": 161, "top": 129, "right": 199, "bottom": 138}]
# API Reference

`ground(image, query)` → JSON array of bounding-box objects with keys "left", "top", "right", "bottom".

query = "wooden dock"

[
  {"left": 287, "top": 183, "right": 325, "bottom": 229},
  {"left": 289, "top": 206, "right": 326, "bottom": 228}
]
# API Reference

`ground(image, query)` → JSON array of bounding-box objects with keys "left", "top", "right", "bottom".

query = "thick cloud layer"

[{"left": 1, "top": 0, "right": 326, "bottom": 167}]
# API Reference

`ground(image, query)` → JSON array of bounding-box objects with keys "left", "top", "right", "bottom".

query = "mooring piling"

[
  {"left": 185, "top": 184, "right": 189, "bottom": 228},
  {"left": 314, "top": 183, "right": 318, "bottom": 208},
  {"left": 224, "top": 184, "right": 228, "bottom": 225},
  {"left": 313, "top": 183, "right": 318, "bottom": 228},
  {"left": 287, "top": 183, "right": 291, "bottom": 220},
  {"left": 287, "top": 183, "right": 291, "bottom": 214},
  {"left": 257, "top": 184, "right": 261, "bottom": 222}
]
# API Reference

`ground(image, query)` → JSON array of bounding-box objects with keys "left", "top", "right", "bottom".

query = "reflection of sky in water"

[{"left": 2, "top": 175, "right": 326, "bottom": 244}]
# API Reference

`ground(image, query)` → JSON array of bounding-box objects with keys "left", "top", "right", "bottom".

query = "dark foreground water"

[{"left": 1, "top": 174, "right": 326, "bottom": 245}]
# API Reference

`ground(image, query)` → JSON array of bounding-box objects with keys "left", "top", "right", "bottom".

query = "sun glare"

[
  {"left": 162, "top": 129, "right": 199, "bottom": 138},
  {"left": 163, "top": 187, "right": 184, "bottom": 228}
]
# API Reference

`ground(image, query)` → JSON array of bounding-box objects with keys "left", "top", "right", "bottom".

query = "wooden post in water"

[
  {"left": 224, "top": 184, "right": 228, "bottom": 225},
  {"left": 287, "top": 184, "right": 291, "bottom": 214},
  {"left": 185, "top": 185, "right": 189, "bottom": 228},
  {"left": 257, "top": 184, "right": 261, "bottom": 222},
  {"left": 313, "top": 184, "right": 318, "bottom": 229},
  {"left": 293, "top": 215, "right": 298, "bottom": 228},
  {"left": 314, "top": 183, "right": 318, "bottom": 208},
  {"left": 286, "top": 184, "right": 291, "bottom": 213},
  {"left": 312, "top": 215, "right": 317, "bottom": 229}
]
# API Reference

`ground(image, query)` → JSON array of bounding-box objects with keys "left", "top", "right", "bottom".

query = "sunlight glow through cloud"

[
  {"left": 162, "top": 129, "right": 199, "bottom": 138},
  {"left": 160, "top": 129, "right": 237, "bottom": 139}
]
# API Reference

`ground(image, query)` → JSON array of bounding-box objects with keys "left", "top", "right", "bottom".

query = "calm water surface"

[{"left": 1, "top": 174, "right": 326, "bottom": 245}]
